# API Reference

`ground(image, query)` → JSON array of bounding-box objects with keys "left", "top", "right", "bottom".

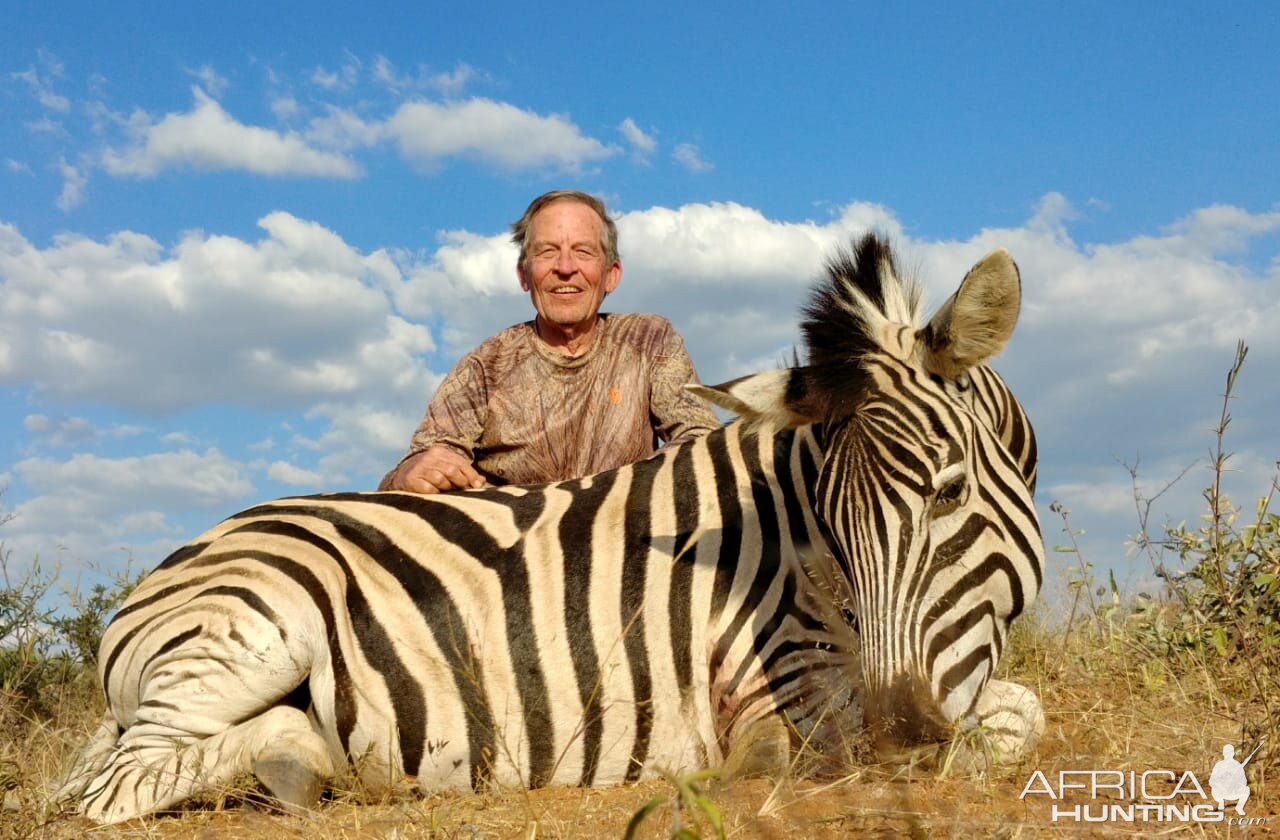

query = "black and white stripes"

[{"left": 59, "top": 234, "right": 1045, "bottom": 823}]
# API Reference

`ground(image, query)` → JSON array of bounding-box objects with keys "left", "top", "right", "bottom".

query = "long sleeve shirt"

[{"left": 381, "top": 313, "right": 720, "bottom": 488}]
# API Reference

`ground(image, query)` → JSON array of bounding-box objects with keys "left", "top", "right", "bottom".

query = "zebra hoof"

[
  {"left": 967, "top": 679, "right": 1044, "bottom": 761},
  {"left": 254, "top": 756, "right": 326, "bottom": 815}
]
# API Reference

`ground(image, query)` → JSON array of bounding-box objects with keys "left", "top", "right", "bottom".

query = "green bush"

[
  {"left": 1151, "top": 494, "right": 1280, "bottom": 659},
  {"left": 1, "top": 510, "right": 142, "bottom": 717},
  {"left": 1127, "top": 342, "right": 1278, "bottom": 764}
]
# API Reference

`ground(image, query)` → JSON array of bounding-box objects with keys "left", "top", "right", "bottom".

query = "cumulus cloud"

[
  {"left": 101, "top": 87, "right": 361, "bottom": 178},
  {"left": 0, "top": 212, "right": 435, "bottom": 411},
  {"left": 304, "top": 105, "right": 385, "bottom": 151},
  {"left": 299, "top": 98, "right": 617, "bottom": 174},
  {"left": 2, "top": 448, "right": 255, "bottom": 572},
  {"left": 384, "top": 99, "right": 619, "bottom": 172},
  {"left": 267, "top": 461, "right": 324, "bottom": 487},
  {"left": 15, "top": 55, "right": 631, "bottom": 204},
  {"left": 17, "top": 449, "right": 251, "bottom": 508},
  {"left": 297, "top": 399, "right": 433, "bottom": 483}
]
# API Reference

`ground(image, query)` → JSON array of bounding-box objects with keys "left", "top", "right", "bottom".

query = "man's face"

[{"left": 518, "top": 200, "right": 621, "bottom": 331}]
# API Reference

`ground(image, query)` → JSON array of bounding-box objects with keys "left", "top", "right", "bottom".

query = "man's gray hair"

[{"left": 510, "top": 190, "right": 619, "bottom": 271}]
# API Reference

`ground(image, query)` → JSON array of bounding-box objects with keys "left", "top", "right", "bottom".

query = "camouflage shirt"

[{"left": 382, "top": 313, "right": 719, "bottom": 488}]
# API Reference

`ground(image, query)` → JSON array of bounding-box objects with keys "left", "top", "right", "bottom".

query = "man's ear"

[
  {"left": 517, "top": 262, "right": 531, "bottom": 292},
  {"left": 604, "top": 260, "right": 622, "bottom": 295}
]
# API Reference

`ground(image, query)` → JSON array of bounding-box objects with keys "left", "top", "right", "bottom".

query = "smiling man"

[{"left": 380, "top": 190, "right": 719, "bottom": 494}]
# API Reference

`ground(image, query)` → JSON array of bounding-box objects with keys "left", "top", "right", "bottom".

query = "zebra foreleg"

[
  {"left": 948, "top": 679, "right": 1044, "bottom": 770},
  {"left": 76, "top": 705, "right": 334, "bottom": 823}
]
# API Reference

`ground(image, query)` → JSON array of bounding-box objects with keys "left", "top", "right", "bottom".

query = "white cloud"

[
  {"left": 188, "top": 64, "right": 230, "bottom": 99},
  {"left": 23, "top": 414, "right": 145, "bottom": 448},
  {"left": 428, "top": 64, "right": 476, "bottom": 96},
  {"left": 2, "top": 448, "right": 253, "bottom": 573},
  {"left": 271, "top": 96, "right": 302, "bottom": 122},
  {"left": 0, "top": 213, "right": 435, "bottom": 411},
  {"left": 24, "top": 117, "right": 63, "bottom": 135},
  {"left": 101, "top": 88, "right": 361, "bottom": 178},
  {"left": 17, "top": 449, "right": 251, "bottom": 508},
  {"left": 372, "top": 56, "right": 475, "bottom": 96},
  {"left": 304, "top": 105, "right": 385, "bottom": 151},
  {"left": 1043, "top": 480, "right": 1138, "bottom": 517},
  {"left": 299, "top": 98, "right": 617, "bottom": 174},
  {"left": 267, "top": 461, "right": 324, "bottom": 487},
  {"left": 55, "top": 158, "right": 88, "bottom": 211},
  {"left": 672, "top": 142, "right": 713, "bottom": 173},
  {"left": 619, "top": 118, "right": 657, "bottom": 157},
  {"left": 384, "top": 98, "right": 619, "bottom": 172},
  {"left": 6, "top": 159, "right": 32, "bottom": 174},
  {"left": 11, "top": 51, "right": 70, "bottom": 113},
  {"left": 298, "top": 400, "right": 432, "bottom": 484},
  {"left": 310, "top": 53, "right": 362, "bottom": 92}
]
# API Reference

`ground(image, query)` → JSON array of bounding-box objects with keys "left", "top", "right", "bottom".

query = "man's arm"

[
  {"left": 379, "top": 355, "right": 491, "bottom": 493},
  {"left": 649, "top": 325, "right": 720, "bottom": 445}
]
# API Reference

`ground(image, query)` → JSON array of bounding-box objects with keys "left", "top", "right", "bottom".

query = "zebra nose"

[{"left": 864, "top": 673, "right": 950, "bottom": 757}]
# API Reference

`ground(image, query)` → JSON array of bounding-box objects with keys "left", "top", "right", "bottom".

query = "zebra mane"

[{"left": 796, "top": 233, "right": 923, "bottom": 419}]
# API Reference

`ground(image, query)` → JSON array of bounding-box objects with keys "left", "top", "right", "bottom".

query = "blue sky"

[{"left": 2, "top": 3, "right": 1278, "bottom": 603}]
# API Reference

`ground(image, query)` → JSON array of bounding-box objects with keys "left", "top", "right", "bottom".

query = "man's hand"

[{"left": 386, "top": 446, "right": 486, "bottom": 494}]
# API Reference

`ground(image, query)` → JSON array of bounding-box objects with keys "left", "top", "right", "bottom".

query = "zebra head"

[{"left": 695, "top": 233, "right": 1042, "bottom": 756}]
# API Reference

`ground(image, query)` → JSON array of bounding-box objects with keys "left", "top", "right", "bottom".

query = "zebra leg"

[
  {"left": 51, "top": 710, "right": 121, "bottom": 807},
  {"left": 251, "top": 712, "right": 335, "bottom": 815},
  {"left": 948, "top": 679, "right": 1044, "bottom": 770},
  {"left": 77, "top": 705, "right": 334, "bottom": 823}
]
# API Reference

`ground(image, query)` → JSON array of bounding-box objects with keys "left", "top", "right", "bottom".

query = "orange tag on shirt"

[{"left": 609, "top": 387, "right": 622, "bottom": 405}]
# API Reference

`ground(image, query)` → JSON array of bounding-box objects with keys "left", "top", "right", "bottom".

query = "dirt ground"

[{"left": 14, "top": 767, "right": 1278, "bottom": 839}]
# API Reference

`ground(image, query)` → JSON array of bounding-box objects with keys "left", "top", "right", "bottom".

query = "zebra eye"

[{"left": 933, "top": 474, "right": 967, "bottom": 515}]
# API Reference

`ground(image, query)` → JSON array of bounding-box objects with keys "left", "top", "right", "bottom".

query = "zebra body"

[{"left": 59, "top": 234, "right": 1044, "bottom": 823}]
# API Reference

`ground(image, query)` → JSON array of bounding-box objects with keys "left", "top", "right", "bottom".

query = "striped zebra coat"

[{"left": 58, "top": 234, "right": 1044, "bottom": 823}]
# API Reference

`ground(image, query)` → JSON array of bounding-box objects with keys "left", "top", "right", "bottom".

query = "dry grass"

[{"left": 5, "top": 613, "right": 1275, "bottom": 840}]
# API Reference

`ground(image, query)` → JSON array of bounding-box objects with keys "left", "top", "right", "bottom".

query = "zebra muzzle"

[{"left": 864, "top": 673, "right": 951, "bottom": 758}]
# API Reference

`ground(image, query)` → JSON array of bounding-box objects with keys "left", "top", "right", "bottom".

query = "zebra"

[{"left": 56, "top": 233, "right": 1044, "bottom": 823}]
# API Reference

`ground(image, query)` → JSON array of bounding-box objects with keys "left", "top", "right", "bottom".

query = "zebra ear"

[
  {"left": 686, "top": 369, "right": 818, "bottom": 427},
  {"left": 918, "top": 248, "right": 1021, "bottom": 379}
]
